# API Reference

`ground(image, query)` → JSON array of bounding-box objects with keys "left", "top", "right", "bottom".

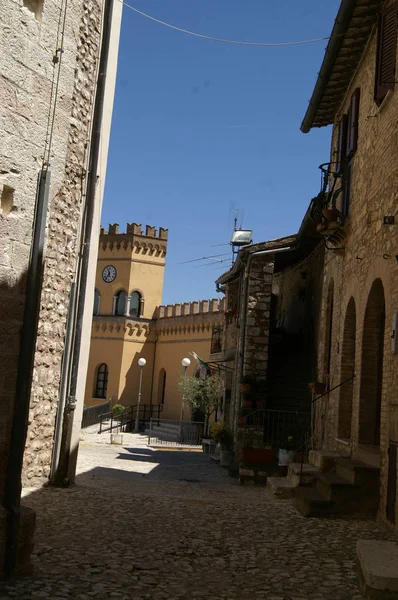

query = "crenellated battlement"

[
  {"left": 100, "top": 223, "right": 168, "bottom": 240},
  {"left": 99, "top": 223, "right": 168, "bottom": 256},
  {"left": 156, "top": 298, "right": 225, "bottom": 319}
]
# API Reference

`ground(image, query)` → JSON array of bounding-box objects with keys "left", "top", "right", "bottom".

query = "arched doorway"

[
  {"left": 359, "top": 279, "right": 385, "bottom": 447},
  {"left": 338, "top": 298, "right": 356, "bottom": 440}
]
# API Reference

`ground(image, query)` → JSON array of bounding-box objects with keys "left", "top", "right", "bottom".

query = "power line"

[{"left": 120, "top": 1, "right": 330, "bottom": 47}]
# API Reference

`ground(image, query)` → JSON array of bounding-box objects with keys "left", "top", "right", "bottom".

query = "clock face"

[{"left": 102, "top": 265, "right": 117, "bottom": 283}]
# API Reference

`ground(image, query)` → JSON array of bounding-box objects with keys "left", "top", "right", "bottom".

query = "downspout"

[
  {"left": 49, "top": 282, "right": 77, "bottom": 482},
  {"left": 234, "top": 247, "right": 292, "bottom": 430},
  {"left": 54, "top": 0, "right": 114, "bottom": 486},
  {"left": 4, "top": 168, "right": 51, "bottom": 576}
]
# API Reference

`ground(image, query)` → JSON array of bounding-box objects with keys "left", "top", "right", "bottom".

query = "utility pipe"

[{"left": 54, "top": 0, "right": 114, "bottom": 486}]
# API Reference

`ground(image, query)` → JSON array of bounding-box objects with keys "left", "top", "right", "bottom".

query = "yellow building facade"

[{"left": 85, "top": 223, "right": 224, "bottom": 420}]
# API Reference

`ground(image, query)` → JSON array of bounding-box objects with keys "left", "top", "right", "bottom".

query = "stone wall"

[
  {"left": 24, "top": 0, "right": 103, "bottom": 486},
  {"left": 0, "top": 0, "right": 104, "bottom": 486},
  {"left": 242, "top": 259, "right": 274, "bottom": 380},
  {"left": 311, "top": 5, "right": 398, "bottom": 531}
]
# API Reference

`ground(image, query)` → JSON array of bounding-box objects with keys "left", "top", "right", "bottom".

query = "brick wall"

[{"left": 313, "top": 7, "right": 398, "bottom": 530}]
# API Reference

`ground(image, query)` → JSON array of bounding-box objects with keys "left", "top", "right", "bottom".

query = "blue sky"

[{"left": 102, "top": 0, "right": 340, "bottom": 304}]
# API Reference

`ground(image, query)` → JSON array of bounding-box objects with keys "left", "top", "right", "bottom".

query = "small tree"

[{"left": 177, "top": 373, "right": 222, "bottom": 436}]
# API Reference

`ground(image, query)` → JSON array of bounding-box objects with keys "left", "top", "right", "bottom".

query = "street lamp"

[
  {"left": 135, "top": 357, "right": 147, "bottom": 433},
  {"left": 180, "top": 357, "right": 191, "bottom": 423}
]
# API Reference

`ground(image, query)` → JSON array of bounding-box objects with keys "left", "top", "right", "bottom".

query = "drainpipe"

[
  {"left": 4, "top": 168, "right": 51, "bottom": 576},
  {"left": 49, "top": 281, "right": 77, "bottom": 482},
  {"left": 54, "top": 0, "right": 114, "bottom": 486},
  {"left": 233, "top": 246, "right": 292, "bottom": 431}
]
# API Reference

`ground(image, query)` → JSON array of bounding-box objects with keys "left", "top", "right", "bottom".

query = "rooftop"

[{"left": 301, "top": 0, "right": 383, "bottom": 132}]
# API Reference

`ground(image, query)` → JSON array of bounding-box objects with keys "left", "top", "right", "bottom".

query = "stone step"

[
  {"left": 294, "top": 486, "right": 334, "bottom": 517},
  {"left": 266, "top": 476, "right": 296, "bottom": 499},
  {"left": 335, "top": 457, "right": 380, "bottom": 486},
  {"left": 287, "top": 462, "right": 319, "bottom": 486},
  {"left": 309, "top": 450, "right": 345, "bottom": 471},
  {"left": 357, "top": 540, "right": 398, "bottom": 599},
  {"left": 315, "top": 471, "right": 359, "bottom": 502}
]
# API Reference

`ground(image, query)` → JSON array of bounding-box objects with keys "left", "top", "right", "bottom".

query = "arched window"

[
  {"left": 114, "top": 290, "right": 127, "bottom": 316},
  {"left": 93, "top": 289, "right": 101, "bottom": 315},
  {"left": 129, "top": 291, "right": 143, "bottom": 318},
  {"left": 95, "top": 363, "right": 108, "bottom": 398}
]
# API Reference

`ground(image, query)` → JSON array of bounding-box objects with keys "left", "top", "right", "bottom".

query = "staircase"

[
  {"left": 145, "top": 422, "right": 180, "bottom": 443},
  {"left": 267, "top": 450, "right": 380, "bottom": 518}
]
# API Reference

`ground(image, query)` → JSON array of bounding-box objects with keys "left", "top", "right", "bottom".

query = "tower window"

[
  {"left": 129, "top": 291, "right": 143, "bottom": 318},
  {"left": 114, "top": 290, "right": 127, "bottom": 316}
]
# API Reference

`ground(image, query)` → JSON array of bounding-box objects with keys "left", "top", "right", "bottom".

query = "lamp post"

[
  {"left": 135, "top": 357, "right": 146, "bottom": 433},
  {"left": 180, "top": 357, "right": 191, "bottom": 423}
]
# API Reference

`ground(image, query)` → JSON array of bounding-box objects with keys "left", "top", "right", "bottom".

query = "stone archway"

[
  {"left": 359, "top": 279, "right": 385, "bottom": 447},
  {"left": 338, "top": 298, "right": 356, "bottom": 440}
]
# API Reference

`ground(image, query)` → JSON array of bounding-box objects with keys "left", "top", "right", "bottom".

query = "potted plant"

[
  {"left": 177, "top": 372, "right": 222, "bottom": 437},
  {"left": 209, "top": 422, "right": 222, "bottom": 455},
  {"left": 110, "top": 403, "right": 124, "bottom": 445},
  {"left": 214, "top": 425, "right": 234, "bottom": 468},
  {"left": 277, "top": 432, "right": 297, "bottom": 466}
]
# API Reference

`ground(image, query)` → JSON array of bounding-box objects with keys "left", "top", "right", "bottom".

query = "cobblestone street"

[{"left": 0, "top": 432, "right": 393, "bottom": 600}]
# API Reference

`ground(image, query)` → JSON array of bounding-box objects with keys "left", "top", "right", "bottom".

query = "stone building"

[
  {"left": 0, "top": 0, "right": 122, "bottom": 575},
  {"left": 213, "top": 215, "right": 324, "bottom": 453},
  {"left": 85, "top": 223, "right": 225, "bottom": 421},
  {"left": 301, "top": 0, "right": 398, "bottom": 531}
]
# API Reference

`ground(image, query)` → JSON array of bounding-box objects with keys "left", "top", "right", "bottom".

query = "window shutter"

[
  {"left": 342, "top": 160, "right": 352, "bottom": 216},
  {"left": 375, "top": 6, "right": 398, "bottom": 104},
  {"left": 337, "top": 114, "right": 348, "bottom": 173},
  {"left": 347, "top": 88, "right": 360, "bottom": 155}
]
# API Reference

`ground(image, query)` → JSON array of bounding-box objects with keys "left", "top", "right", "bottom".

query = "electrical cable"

[{"left": 120, "top": 1, "right": 330, "bottom": 47}]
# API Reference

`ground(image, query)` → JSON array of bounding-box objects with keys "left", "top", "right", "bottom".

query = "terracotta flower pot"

[
  {"left": 322, "top": 208, "right": 338, "bottom": 221},
  {"left": 240, "top": 383, "right": 251, "bottom": 392},
  {"left": 241, "top": 400, "right": 253, "bottom": 409}
]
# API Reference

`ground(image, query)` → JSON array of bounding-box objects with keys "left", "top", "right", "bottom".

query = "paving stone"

[{"left": 3, "top": 433, "right": 394, "bottom": 600}]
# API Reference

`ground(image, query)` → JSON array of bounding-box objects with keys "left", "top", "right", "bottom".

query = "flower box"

[{"left": 242, "top": 448, "right": 275, "bottom": 465}]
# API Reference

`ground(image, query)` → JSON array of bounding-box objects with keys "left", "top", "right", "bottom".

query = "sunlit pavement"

[{"left": 0, "top": 433, "right": 393, "bottom": 600}]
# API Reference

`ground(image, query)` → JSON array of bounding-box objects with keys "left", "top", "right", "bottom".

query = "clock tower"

[{"left": 85, "top": 222, "right": 168, "bottom": 407}]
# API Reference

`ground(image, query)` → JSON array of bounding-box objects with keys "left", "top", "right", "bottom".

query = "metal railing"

[
  {"left": 98, "top": 404, "right": 163, "bottom": 434},
  {"left": 296, "top": 374, "right": 356, "bottom": 483},
  {"left": 82, "top": 400, "right": 111, "bottom": 429},
  {"left": 148, "top": 418, "right": 204, "bottom": 447},
  {"left": 243, "top": 409, "right": 310, "bottom": 450}
]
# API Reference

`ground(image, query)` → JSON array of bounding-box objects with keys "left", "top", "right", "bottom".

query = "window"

[
  {"left": 375, "top": 4, "right": 398, "bottom": 105},
  {"left": 157, "top": 369, "right": 167, "bottom": 405},
  {"left": 95, "top": 363, "right": 108, "bottom": 398},
  {"left": 93, "top": 289, "right": 101, "bottom": 315},
  {"left": 335, "top": 89, "right": 360, "bottom": 216},
  {"left": 347, "top": 88, "right": 360, "bottom": 155},
  {"left": 211, "top": 325, "right": 223, "bottom": 353},
  {"left": 114, "top": 290, "right": 127, "bottom": 316},
  {"left": 23, "top": 0, "right": 43, "bottom": 20},
  {"left": 129, "top": 291, "right": 142, "bottom": 318}
]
